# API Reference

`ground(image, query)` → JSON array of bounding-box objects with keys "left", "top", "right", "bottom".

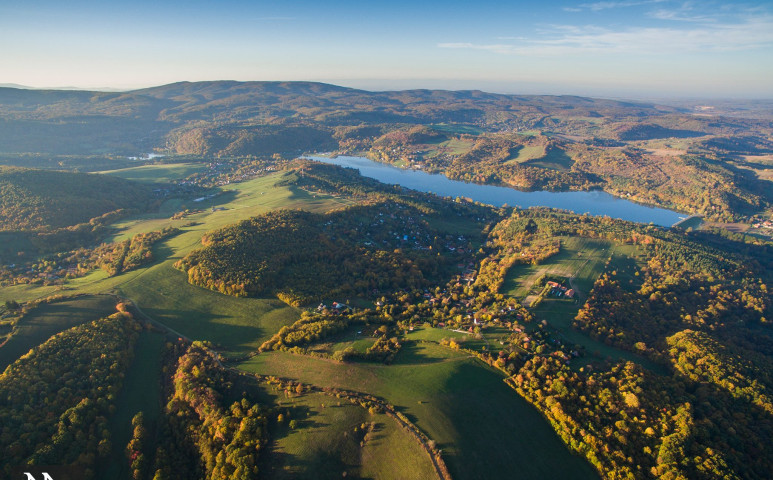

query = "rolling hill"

[{"left": 0, "top": 166, "right": 154, "bottom": 231}]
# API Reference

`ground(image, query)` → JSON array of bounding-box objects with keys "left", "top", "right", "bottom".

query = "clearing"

[
  {"left": 238, "top": 343, "right": 597, "bottom": 480},
  {"left": 0, "top": 294, "right": 118, "bottom": 372},
  {"left": 501, "top": 237, "right": 618, "bottom": 299},
  {"left": 0, "top": 172, "right": 348, "bottom": 357},
  {"left": 98, "top": 162, "right": 207, "bottom": 183},
  {"left": 99, "top": 329, "right": 166, "bottom": 480},
  {"left": 257, "top": 386, "right": 438, "bottom": 480}
]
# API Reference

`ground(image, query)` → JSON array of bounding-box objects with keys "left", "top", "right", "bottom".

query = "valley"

[{"left": 0, "top": 82, "right": 772, "bottom": 480}]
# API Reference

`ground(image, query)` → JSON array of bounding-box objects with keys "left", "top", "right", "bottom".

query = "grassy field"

[
  {"left": 429, "top": 124, "right": 484, "bottom": 135},
  {"left": 118, "top": 264, "right": 300, "bottom": 357},
  {"left": 425, "top": 138, "right": 476, "bottom": 158},
  {"left": 239, "top": 343, "right": 597, "bottom": 480},
  {"left": 406, "top": 325, "right": 513, "bottom": 354},
  {"left": 105, "top": 171, "right": 349, "bottom": 243},
  {"left": 98, "top": 162, "right": 207, "bottom": 183},
  {"left": 0, "top": 172, "right": 351, "bottom": 357},
  {"left": 505, "top": 145, "right": 575, "bottom": 171},
  {"left": 499, "top": 238, "right": 663, "bottom": 370},
  {"left": 502, "top": 237, "right": 616, "bottom": 299},
  {"left": 258, "top": 387, "right": 438, "bottom": 480},
  {"left": 309, "top": 324, "right": 377, "bottom": 356},
  {"left": 0, "top": 295, "right": 118, "bottom": 372},
  {"left": 525, "top": 147, "right": 575, "bottom": 171},
  {"left": 673, "top": 215, "right": 703, "bottom": 230},
  {"left": 532, "top": 298, "right": 663, "bottom": 372},
  {"left": 99, "top": 330, "right": 166, "bottom": 480},
  {"left": 507, "top": 145, "right": 545, "bottom": 164},
  {"left": 404, "top": 325, "right": 471, "bottom": 343},
  {"left": 744, "top": 165, "right": 773, "bottom": 182}
]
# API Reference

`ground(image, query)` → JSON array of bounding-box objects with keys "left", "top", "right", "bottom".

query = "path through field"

[{"left": 503, "top": 237, "right": 612, "bottom": 300}]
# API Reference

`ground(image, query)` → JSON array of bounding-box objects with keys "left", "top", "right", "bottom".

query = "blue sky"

[{"left": 1, "top": 0, "right": 772, "bottom": 98}]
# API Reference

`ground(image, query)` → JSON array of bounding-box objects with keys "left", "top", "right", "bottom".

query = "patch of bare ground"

[
  {"left": 702, "top": 222, "right": 750, "bottom": 233},
  {"left": 645, "top": 148, "right": 687, "bottom": 157}
]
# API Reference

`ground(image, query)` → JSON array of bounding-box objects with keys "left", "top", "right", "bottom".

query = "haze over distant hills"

[
  {"left": 0, "top": 80, "right": 771, "bottom": 222},
  {"left": 0, "top": 80, "right": 724, "bottom": 156},
  {"left": 0, "top": 83, "right": 125, "bottom": 92},
  {"left": 0, "top": 76, "right": 772, "bottom": 480}
]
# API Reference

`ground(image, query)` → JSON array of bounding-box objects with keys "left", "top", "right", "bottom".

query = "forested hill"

[
  {"left": 2, "top": 81, "right": 771, "bottom": 220},
  {"left": 131, "top": 80, "right": 680, "bottom": 123},
  {"left": 1, "top": 81, "right": 677, "bottom": 124},
  {"left": 0, "top": 81, "right": 687, "bottom": 155},
  {"left": 0, "top": 166, "right": 153, "bottom": 231},
  {"left": 3, "top": 81, "right": 771, "bottom": 156}
]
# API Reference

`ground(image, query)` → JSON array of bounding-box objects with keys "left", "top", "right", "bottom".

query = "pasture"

[
  {"left": 239, "top": 344, "right": 597, "bottom": 480},
  {"left": 0, "top": 172, "right": 349, "bottom": 357},
  {"left": 429, "top": 124, "right": 484, "bottom": 135},
  {"left": 525, "top": 147, "right": 575, "bottom": 170},
  {"left": 672, "top": 215, "right": 703, "bottom": 230},
  {"left": 532, "top": 298, "right": 663, "bottom": 372},
  {"left": 425, "top": 138, "right": 476, "bottom": 158},
  {"left": 0, "top": 295, "right": 118, "bottom": 372},
  {"left": 502, "top": 236, "right": 615, "bottom": 299},
  {"left": 507, "top": 145, "right": 545, "bottom": 164},
  {"left": 100, "top": 330, "right": 166, "bottom": 480},
  {"left": 98, "top": 162, "right": 207, "bottom": 183},
  {"left": 308, "top": 324, "right": 377, "bottom": 356},
  {"left": 259, "top": 388, "right": 438, "bottom": 480},
  {"left": 506, "top": 145, "right": 574, "bottom": 171}
]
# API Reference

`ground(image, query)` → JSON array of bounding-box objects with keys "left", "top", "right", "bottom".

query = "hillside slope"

[{"left": 0, "top": 166, "right": 153, "bottom": 231}]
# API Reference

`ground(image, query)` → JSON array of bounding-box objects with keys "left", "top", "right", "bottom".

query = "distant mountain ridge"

[
  {"left": 0, "top": 80, "right": 687, "bottom": 156},
  {"left": 0, "top": 83, "right": 125, "bottom": 92}
]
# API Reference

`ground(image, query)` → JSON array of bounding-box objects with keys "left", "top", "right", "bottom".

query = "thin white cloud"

[
  {"left": 439, "top": 15, "right": 773, "bottom": 56},
  {"left": 566, "top": 0, "right": 668, "bottom": 12},
  {"left": 647, "top": 2, "right": 715, "bottom": 22}
]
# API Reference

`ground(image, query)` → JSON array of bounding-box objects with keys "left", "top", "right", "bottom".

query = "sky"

[{"left": 1, "top": 0, "right": 772, "bottom": 98}]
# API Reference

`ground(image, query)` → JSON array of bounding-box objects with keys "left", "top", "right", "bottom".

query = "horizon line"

[{"left": 1, "top": 79, "right": 772, "bottom": 102}]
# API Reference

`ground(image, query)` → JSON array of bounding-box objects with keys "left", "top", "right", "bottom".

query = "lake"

[{"left": 305, "top": 155, "right": 685, "bottom": 226}]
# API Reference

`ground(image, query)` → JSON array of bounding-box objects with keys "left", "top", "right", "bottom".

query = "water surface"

[{"left": 306, "top": 155, "right": 684, "bottom": 226}]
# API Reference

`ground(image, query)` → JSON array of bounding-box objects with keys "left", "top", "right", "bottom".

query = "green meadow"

[
  {"left": 429, "top": 124, "right": 484, "bottom": 135},
  {"left": 0, "top": 295, "right": 118, "bottom": 372},
  {"left": 525, "top": 147, "right": 575, "bottom": 170},
  {"left": 0, "top": 166, "right": 603, "bottom": 479},
  {"left": 258, "top": 387, "right": 438, "bottom": 480},
  {"left": 308, "top": 324, "right": 378, "bottom": 356},
  {"left": 239, "top": 342, "right": 597, "bottom": 480},
  {"left": 425, "top": 137, "right": 476, "bottom": 158},
  {"left": 505, "top": 145, "right": 575, "bottom": 171},
  {"left": 99, "top": 330, "right": 166, "bottom": 480},
  {"left": 98, "top": 162, "right": 207, "bottom": 183},
  {"left": 499, "top": 236, "right": 660, "bottom": 370},
  {"left": 507, "top": 144, "right": 546, "bottom": 164},
  {"left": 502, "top": 236, "right": 617, "bottom": 299},
  {"left": 531, "top": 297, "right": 663, "bottom": 372},
  {"left": 0, "top": 172, "right": 347, "bottom": 357}
]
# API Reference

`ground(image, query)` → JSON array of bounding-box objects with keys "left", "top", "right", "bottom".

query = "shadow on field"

[
  {"left": 438, "top": 362, "right": 598, "bottom": 480},
  {"left": 0, "top": 295, "right": 117, "bottom": 371},
  {"left": 392, "top": 341, "right": 445, "bottom": 365},
  {"left": 140, "top": 306, "right": 266, "bottom": 354},
  {"left": 189, "top": 189, "right": 238, "bottom": 210}
]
